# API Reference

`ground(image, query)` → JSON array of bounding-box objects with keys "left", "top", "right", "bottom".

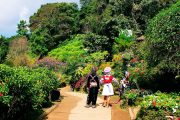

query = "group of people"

[{"left": 85, "top": 66, "right": 129, "bottom": 108}]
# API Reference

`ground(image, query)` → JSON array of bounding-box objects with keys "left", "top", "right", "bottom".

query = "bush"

[
  {"left": 137, "top": 2, "right": 180, "bottom": 92},
  {"left": 137, "top": 109, "right": 166, "bottom": 120},
  {"left": 145, "top": 1, "right": 180, "bottom": 73},
  {"left": 140, "top": 92, "right": 180, "bottom": 116},
  {"left": 112, "top": 30, "right": 135, "bottom": 54},
  {"left": 0, "top": 64, "right": 59, "bottom": 120},
  {"left": 35, "top": 57, "right": 66, "bottom": 72},
  {"left": 83, "top": 33, "right": 111, "bottom": 53}
]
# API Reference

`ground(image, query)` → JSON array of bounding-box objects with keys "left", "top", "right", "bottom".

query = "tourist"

[
  {"left": 100, "top": 67, "right": 118, "bottom": 107},
  {"left": 85, "top": 67, "right": 99, "bottom": 108}
]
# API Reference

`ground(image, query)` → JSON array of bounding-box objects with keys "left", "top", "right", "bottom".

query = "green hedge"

[
  {"left": 145, "top": 1, "right": 180, "bottom": 72},
  {"left": 0, "top": 64, "right": 59, "bottom": 120}
]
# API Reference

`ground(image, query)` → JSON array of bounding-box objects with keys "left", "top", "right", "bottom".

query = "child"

[{"left": 100, "top": 67, "right": 118, "bottom": 107}]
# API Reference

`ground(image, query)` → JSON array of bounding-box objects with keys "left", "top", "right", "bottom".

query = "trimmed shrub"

[{"left": 0, "top": 64, "right": 59, "bottom": 120}]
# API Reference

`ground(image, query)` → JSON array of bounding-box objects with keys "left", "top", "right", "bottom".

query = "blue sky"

[{"left": 0, "top": 0, "right": 79, "bottom": 37}]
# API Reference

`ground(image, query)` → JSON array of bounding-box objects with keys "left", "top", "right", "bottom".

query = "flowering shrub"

[
  {"left": 140, "top": 92, "right": 180, "bottom": 116},
  {"left": 35, "top": 57, "right": 66, "bottom": 72},
  {"left": 127, "top": 56, "right": 149, "bottom": 90},
  {"left": 74, "top": 77, "right": 85, "bottom": 91}
]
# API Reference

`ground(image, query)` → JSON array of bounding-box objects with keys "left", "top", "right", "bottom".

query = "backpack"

[
  {"left": 89, "top": 75, "right": 98, "bottom": 87},
  {"left": 102, "top": 75, "right": 113, "bottom": 83}
]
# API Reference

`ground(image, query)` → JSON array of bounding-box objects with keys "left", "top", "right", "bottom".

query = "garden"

[{"left": 0, "top": 0, "right": 179, "bottom": 119}]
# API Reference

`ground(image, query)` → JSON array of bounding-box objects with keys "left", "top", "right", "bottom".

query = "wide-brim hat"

[{"left": 104, "top": 67, "right": 111, "bottom": 73}]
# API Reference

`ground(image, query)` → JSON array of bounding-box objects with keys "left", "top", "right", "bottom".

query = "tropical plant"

[{"left": 113, "top": 30, "right": 135, "bottom": 53}]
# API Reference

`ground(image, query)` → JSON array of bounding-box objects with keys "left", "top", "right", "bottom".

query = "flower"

[
  {"left": 152, "top": 101, "right": 156, "bottom": 107},
  {"left": 130, "top": 58, "right": 138, "bottom": 63},
  {"left": 0, "top": 92, "right": 3, "bottom": 97}
]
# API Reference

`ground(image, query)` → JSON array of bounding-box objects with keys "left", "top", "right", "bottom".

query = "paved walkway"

[
  {"left": 46, "top": 87, "right": 111, "bottom": 120},
  {"left": 68, "top": 92, "right": 111, "bottom": 120}
]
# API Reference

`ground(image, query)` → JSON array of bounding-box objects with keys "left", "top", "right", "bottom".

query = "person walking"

[
  {"left": 86, "top": 67, "right": 99, "bottom": 108},
  {"left": 100, "top": 67, "right": 118, "bottom": 107}
]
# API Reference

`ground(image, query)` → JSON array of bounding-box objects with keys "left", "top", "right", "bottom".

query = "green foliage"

[
  {"left": 139, "top": 1, "right": 180, "bottom": 91},
  {"left": 88, "top": 51, "right": 109, "bottom": 65},
  {"left": 140, "top": 92, "right": 180, "bottom": 116},
  {"left": 29, "top": 2, "right": 79, "bottom": 50},
  {"left": 83, "top": 33, "right": 111, "bottom": 53},
  {"left": 29, "top": 28, "right": 53, "bottom": 55},
  {"left": 49, "top": 36, "right": 88, "bottom": 82},
  {"left": 112, "top": 30, "right": 135, "bottom": 53},
  {"left": 49, "top": 38, "right": 86, "bottom": 64},
  {"left": 0, "top": 36, "right": 9, "bottom": 63},
  {"left": 137, "top": 109, "right": 166, "bottom": 120},
  {"left": 125, "top": 89, "right": 139, "bottom": 106},
  {"left": 79, "top": 0, "right": 176, "bottom": 37},
  {"left": 17, "top": 20, "right": 29, "bottom": 37},
  {"left": 0, "top": 64, "right": 59, "bottom": 120},
  {"left": 145, "top": 1, "right": 180, "bottom": 72}
]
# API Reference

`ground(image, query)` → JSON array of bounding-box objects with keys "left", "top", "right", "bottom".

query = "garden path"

[{"left": 45, "top": 86, "right": 111, "bottom": 120}]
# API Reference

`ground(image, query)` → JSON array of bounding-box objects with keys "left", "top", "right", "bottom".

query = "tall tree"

[
  {"left": 0, "top": 35, "right": 9, "bottom": 63},
  {"left": 29, "top": 3, "right": 79, "bottom": 45},
  {"left": 17, "top": 20, "right": 29, "bottom": 36}
]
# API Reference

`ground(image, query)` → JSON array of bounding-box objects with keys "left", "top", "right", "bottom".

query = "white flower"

[{"left": 172, "top": 108, "right": 176, "bottom": 113}]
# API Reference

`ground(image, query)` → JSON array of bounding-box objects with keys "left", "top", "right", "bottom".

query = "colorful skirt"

[{"left": 102, "top": 83, "right": 114, "bottom": 96}]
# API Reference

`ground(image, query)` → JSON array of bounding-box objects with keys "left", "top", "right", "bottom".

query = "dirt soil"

[{"left": 110, "top": 96, "right": 130, "bottom": 120}]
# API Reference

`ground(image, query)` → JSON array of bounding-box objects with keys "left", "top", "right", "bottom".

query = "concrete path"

[
  {"left": 68, "top": 92, "right": 111, "bottom": 120},
  {"left": 46, "top": 87, "right": 111, "bottom": 120}
]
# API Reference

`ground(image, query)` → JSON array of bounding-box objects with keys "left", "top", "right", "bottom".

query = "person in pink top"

[{"left": 100, "top": 67, "right": 118, "bottom": 107}]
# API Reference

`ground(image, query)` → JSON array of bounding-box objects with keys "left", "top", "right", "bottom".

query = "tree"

[
  {"left": 17, "top": 20, "right": 29, "bottom": 36},
  {"left": 140, "top": 1, "right": 180, "bottom": 91},
  {"left": 29, "top": 3, "right": 79, "bottom": 45},
  {"left": 83, "top": 33, "right": 111, "bottom": 53},
  {"left": 0, "top": 35, "right": 9, "bottom": 63},
  {"left": 29, "top": 28, "right": 53, "bottom": 55},
  {"left": 145, "top": 1, "right": 180, "bottom": 72},
  {"left": 6, "top": 36, "right": 30, "bottom": 66}
]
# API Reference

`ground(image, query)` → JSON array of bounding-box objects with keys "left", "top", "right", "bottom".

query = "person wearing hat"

[
  {"left": 100, "top": 67, "right": 118, "bottom": 107},
  {"left": 85, "top": 67, "right": 100, "bottom": 108}
]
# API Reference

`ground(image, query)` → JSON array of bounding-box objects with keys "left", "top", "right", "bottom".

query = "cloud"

[
  {"left": 19, "top": 6, "right": 30, "bottom": 22},
  {"left": 0, "top": 0, "right": 79, "bottom": 37}
]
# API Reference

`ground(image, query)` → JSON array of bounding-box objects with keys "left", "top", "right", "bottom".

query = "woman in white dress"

[{"left": 100, "top": 67, "right": 118, "bottom": 107}]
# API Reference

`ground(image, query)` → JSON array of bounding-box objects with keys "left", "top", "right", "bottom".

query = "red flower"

[
  {"left": 152, "top": 101, "right": 156, "bottom": 107},
  {"left": 141, "top": 72, "right": 144, "bottom": 75},
  {"left": 130, "top": 58, "right": 138, "bottom": 63},
  {"left": 0, "top": 92, "right": 3, "bottom": 97}
]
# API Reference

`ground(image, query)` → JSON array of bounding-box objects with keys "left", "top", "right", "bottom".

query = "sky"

[{"left": 0, "top": 0, "right": 79, "bottom": 37}]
